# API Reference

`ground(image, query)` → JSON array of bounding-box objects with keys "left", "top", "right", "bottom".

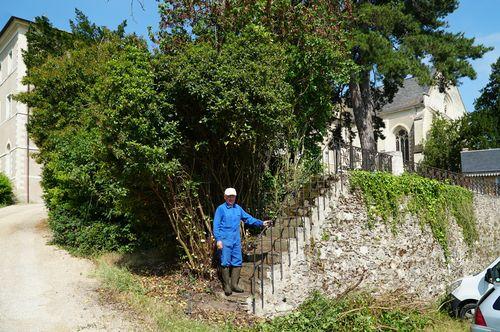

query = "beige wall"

[{"left": 0, "top": 18, "right": 42, "bottom": 203}]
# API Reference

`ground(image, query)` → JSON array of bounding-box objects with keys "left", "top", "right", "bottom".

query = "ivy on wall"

[{"left": 349, "top": 171, "right": 478, "bottom": 258}]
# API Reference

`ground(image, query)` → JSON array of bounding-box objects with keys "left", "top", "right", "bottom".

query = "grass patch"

[
  {"left": 93, "top": 257, "right": 230, "bottom": 331},
  {"left": 252, "top": 292, "right": 468, "bottom": 332}
]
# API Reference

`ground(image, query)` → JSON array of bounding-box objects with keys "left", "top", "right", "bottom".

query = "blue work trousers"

[{"left": 219, "top": 240, "right": 242, "bottom": 267}]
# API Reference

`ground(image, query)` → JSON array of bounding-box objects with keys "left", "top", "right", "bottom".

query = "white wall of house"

[{"left": 0, "top": 18, "right": 42, "bottom": 203}]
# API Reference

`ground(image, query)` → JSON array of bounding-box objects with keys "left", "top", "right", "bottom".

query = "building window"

[
  {"left": 7, "top": 50, "right": 13, "bottom": 74},
  {"left": 6, "top": 95, "right": 12, "bottom": 119},
  {"left": 395, "top": 128, "right": 410, "bottom": 164},
  {"left": 5, "top": 143, "right": 11, "bottom": 177}
]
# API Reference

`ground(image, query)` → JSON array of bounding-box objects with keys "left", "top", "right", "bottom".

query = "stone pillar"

[{"left": 386, "top": 151, "right": 404, "bottom": 176}]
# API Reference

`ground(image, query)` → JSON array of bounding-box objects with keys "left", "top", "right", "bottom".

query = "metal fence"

[
  {"left": 247, "top": 141, "right": 393, "bottom": 313},
  {"left": 405, "top": 162, "right": 500, "bottom": 196},
  {"left": 246, "top": 142, "right": 500, "bottom": 313},
  {"left": 329, "top": 141, "right": 393, "bottom": 173}
]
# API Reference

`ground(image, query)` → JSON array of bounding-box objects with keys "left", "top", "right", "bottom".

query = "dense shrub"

[
  {"left": 256, "top": 292, "right": 432, "bottom": 332},
  {"left": 16, "top": 10, "right": 352, "bottom": 270},
  {"left": 16, "top": 18, "right": 155, "bottom": 254},
  {"left": 0, "top": 172, "right": 15, "bottom": 206}
]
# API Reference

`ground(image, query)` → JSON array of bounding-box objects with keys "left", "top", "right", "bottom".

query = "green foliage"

[
  {"left": 423, "top": 57, "right": 500, "bottom": 171},
  {"left": 421, "top": 116, "right": 463, "bottom": 172},
  {"left": 19, "top": 11, "right": 325, "bottom": 271},
  {"left": 255, "top": 292, "right": 431, "bottom": 332},
  {"left": 23, "top": 9, "right": 126, "bottom": 71},
  {"left": 349, "top": 171, "right": 477, "bottom": 258},
  {"left": 158, "top": 0, "right": 355, "bottom": 150},
  {"left": 466, "top": 57, "right": 500, "bottom": 149},
  {"left": 0, "top": 172, "right": 15, "bottom": 207},
  {"left": 17, "top": 16, "right": 158, "bottom": 254},
  {"left": 157, "top": 24, "right": 298, "bottom": 211},
  {"left": 344, "top": 0, "right": 490, "bottom": 155}
]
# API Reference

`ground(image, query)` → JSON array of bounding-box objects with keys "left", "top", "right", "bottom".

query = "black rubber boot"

[
  {"left": 221, "top": 267, "right": 232, "bottom": 296},
  {"left": 231, "top": 266, "right": 244, "bottom": 293}
]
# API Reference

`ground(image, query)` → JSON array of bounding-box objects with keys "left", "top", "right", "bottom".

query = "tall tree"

[
  {"left": 422, "top": 116, "right": 463, "bottom": 172},
  {"left": 464, "top": 57, "right": 500, "bottom": 149},
  {"left": 423, "top": 58, "right": 500, "bottom": 172},
  {"left": 345, "top": 0, "right": 490, "bottom": 166},
  {"left": 157, "top": 1, "right": 489, "bottom": 164},
  {"left": 157, "top": 0, "right": 354, "bottom": 150}
]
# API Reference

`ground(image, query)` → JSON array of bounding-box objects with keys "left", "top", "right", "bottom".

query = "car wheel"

[{"left": 459, "top": 303, "right": 476, "bottom": 320}]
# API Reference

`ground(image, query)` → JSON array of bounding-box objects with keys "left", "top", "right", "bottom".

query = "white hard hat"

[{"left": 224, "top": 188, "right": 237, "bottom": 196}]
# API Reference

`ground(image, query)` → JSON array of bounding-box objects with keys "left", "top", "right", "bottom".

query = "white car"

[
  {"left": 448, "top": 257, "right": 500, "bottom": 319},
  {"left": 471, "top": 282, "right": 500, "bottom": 331}
]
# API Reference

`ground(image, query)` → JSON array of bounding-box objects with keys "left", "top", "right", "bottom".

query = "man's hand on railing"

[{"left": 263, "top": 220, "right": 273, "bottom": 227}]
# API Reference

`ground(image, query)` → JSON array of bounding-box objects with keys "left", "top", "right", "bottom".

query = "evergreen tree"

[
  {"left": 423, "top": 58, "right": 500, "bottom": 171},
  {"left": 345, "top": 0, "right": 490, "bottom": 165},
  {"left": 464, "top": 57, "right": 500, "bottom": 149}
]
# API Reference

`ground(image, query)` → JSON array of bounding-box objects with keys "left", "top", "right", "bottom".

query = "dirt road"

[{"left": 0, "top": 204, "right": 136, "bottom": 331}]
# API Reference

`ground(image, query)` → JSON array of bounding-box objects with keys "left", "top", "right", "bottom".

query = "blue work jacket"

[{"left": 213, "top": 203, "right": 263, "bottom": 245}]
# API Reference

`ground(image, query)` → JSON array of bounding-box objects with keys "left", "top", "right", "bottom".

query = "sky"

[{"left": 0, "top": 0, "right": 498, "bottom": 113}]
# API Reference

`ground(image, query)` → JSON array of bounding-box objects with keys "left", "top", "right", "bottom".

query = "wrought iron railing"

[
  {"left": 246, "top": 141, "right": 393, "bottom": 313},
  {"left": 243, "top": 142, "right": 497, "bottom": 314},
  {"left": 331, "top": 141, "right": 393, "bottom": 173},
  {"left": 405, "top": 162, "right": 499, "bottom": 196}
]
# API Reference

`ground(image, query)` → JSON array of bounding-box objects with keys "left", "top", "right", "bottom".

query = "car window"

[
  {"left": 494, "top": 295, "right": 500, "bottom": 310},
  {"left": 494, "top": 262, "right": 500, "bottom": 282}
]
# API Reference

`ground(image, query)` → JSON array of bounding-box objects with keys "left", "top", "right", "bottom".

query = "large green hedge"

[{"left": 16, "top": 11, "right": 352, "bottom": 268}]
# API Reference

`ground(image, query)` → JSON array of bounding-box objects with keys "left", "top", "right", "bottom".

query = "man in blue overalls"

[{"left": 213, "top": 188, "right": 270, "bottom": 296}]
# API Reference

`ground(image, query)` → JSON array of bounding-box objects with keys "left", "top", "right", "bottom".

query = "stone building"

[
  {"left": 349, "top": 77, "right": 467, "bottom": 166},
  {"left": 0, "top": 16, "right": 42, "bottom": 203}
]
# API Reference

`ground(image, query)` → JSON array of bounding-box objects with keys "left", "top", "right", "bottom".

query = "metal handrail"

[
  {"left": 247, "top": 140, "right": 394, "bottom": 313},
  {"left": 248, "top": 144, "right": 331, "bottom": 311}
]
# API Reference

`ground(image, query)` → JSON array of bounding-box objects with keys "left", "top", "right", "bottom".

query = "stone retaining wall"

[{"left": 258, "top": 178, "right": 500, "bottom": 316}]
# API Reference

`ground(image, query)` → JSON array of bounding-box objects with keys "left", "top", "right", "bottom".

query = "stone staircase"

[
  {"left": 224, "top": 142, "right": 394, "bottom": 316},
  {"left": 239, "top": 173, "right": 346, "bottom": 316}
]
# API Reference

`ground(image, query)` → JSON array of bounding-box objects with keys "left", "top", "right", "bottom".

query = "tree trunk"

[{"left": 350, "top": 70, "right": 377, "bottom": 170}]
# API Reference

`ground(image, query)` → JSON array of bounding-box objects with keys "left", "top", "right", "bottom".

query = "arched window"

[
  {"left": 5, "top": 143, "right": 11, "bottom": 177},
  {"left": 7, "top": 50, "right": 13, "bottom": 74},
  {"left": 395, "top": 128, "right": 409, "bottom": 163},
  {"left": 444, "top": 94, "right": 452, "bottom": 115},
  {"left": 6, "top": 95, "right": 12, "bottom": 119}
]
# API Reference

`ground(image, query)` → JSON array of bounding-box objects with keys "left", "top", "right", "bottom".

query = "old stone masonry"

[{"left": 246, "top": 175, "right": 500, "bottom": 317}]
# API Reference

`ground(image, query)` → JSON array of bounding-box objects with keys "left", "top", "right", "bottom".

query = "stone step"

[
  {"left": 216, "top": 289, "right": 250, "bottom": 304},
  {"left": 259, "top": 224, "right": 304, "bottom": 241},
  {"left": 278, "top": 217, "right": 306, "bottom": 228},
  {"left": 245, "top": 237, "right": 292, "bottom": 256},
  {"left": 240, "top": 262, "right": 273, "bottom": 285}
]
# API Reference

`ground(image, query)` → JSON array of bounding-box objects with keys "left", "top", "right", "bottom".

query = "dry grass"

[{"left": 93, "top": 252, "right": 262, "bottom": 331}]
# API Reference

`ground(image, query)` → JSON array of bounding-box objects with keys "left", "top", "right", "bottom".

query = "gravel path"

[{"left": 0, "top": 204, "right": 137, "bottom": 332}]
